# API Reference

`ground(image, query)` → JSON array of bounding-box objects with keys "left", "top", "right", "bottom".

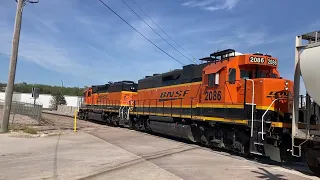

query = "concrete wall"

[
  {"left": 0, "top": 92, "right": 82, "bottom": 108},
  {"left": 57, "top": 105, "right": 79, "bottom": 115}
]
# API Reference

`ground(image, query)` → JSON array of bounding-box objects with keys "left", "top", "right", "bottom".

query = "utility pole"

[{"left": 1, "top": 0, "right": 39, "bottom": 133}]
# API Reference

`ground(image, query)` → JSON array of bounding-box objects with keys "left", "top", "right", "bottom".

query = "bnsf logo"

[
  {"left": 98, "top": 94, "right": 108, "bottom": 99},
  {"left": 267, "top": 91, "right": 289, "bottom": 98},
  {"left": 97, "top": 94, "right": 108, "bottom": 102},
  {"left": 160, "top": 90, "right": 189, "bottom": 98}
]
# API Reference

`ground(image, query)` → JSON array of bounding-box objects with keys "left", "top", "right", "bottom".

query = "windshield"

[{"left": 240, "top": 66, "right": 278, "bottom": 79}]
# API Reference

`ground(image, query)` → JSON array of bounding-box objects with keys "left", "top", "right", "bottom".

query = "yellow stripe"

[
  {"left": 271, "top": 122, "right": 320, "bottom": 129},
  {"left": 135, "top": 103, "right": 244, "bottom": 109},
  {"left": 138, "top": 82, "right": 201, "bottom": 91},
  {"left": 135, "top": 105, "right": 194, "bottom": 108},
  {"left": 198, "top": 103, "right": 244, "bottom": 108},
  {"left": 80, "top": 108, "right": 119, "bottom": 112},
  {"left": 84, "top": 104, "right": 130, "bottom": 106},
  {"left": 121, "top": 91, "right": 137, "bottom": 94},
  {"left": 130, "top": 111, "right": 247, "bottom": 125},
  {"left": 256, "top": 106, "right": 285, "bottom": 116},
  {"left": 131, "top": 112, "right": 191, "bottom": 118},
  {"left": 196, "top": 116, "right": 248, "bottom": 124},
  {"left": 270, "top": 122, "right": 290, "bottom": 128},
  {"left": 84, "top": 104, "right": 283, "bottom": 114}
]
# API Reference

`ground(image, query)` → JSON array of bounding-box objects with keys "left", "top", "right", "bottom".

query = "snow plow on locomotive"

[{"left": 79, "top": 49, "right": 295, "bottom": 163}]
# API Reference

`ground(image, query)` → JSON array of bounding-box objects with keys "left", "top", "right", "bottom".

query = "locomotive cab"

[
  {"left": 201, "top": 49, "right": 294, "bottom": 161},
  {"left": 83, "top": 87, "right": 93, "bottom": 106},
  {"left": 201, "top": 49, "right": 293, "bottom": 121}
]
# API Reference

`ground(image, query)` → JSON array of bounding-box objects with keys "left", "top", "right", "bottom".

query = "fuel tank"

[{"left": 148, "top": 121, "right": 197, "bottom": 142}]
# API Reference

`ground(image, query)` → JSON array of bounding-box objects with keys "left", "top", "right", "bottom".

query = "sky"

[{"left": 0, "top": 0, "right": 319, "bottom": 88}]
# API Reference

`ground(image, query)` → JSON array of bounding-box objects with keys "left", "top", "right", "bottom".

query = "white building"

[{"left": 0, "top": 92, "right": 82, "bottom": 109}]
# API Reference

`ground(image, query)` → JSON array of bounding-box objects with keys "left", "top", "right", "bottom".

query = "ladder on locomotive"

[
  {"left": 246, "top": 79, "right": 269, "bottom": 156},
  {"left": 249, "top": 93, "right": 280, "bottom": 157},
  {"left": 119, "top": 106, "right": 130, "bottom": 121}
]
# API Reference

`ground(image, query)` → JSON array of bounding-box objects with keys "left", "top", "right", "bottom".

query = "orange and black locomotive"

[{"left": 79, "top": 49, "right": 294, "bottom": 163}]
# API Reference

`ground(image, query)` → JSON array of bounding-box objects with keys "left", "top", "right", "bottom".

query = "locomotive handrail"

[
  {"left": 261, "top": 98, "right": 278, "bottom": 140},
  {"left": 246, "top": 79, "right": 255, "bottom": 137}
]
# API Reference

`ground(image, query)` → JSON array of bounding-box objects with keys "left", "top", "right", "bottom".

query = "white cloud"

[
  {"left": 207, "top": 27, "right": 291, "bottom": 51},
  {"left": 207, "top": 0, "right": 240, "bottom": 11},
  {"left": 182, "top": 0, "right": 217, "bottom": 7},
  {"left": 182, "top": 0, "right": 240, "bottom": 11}
]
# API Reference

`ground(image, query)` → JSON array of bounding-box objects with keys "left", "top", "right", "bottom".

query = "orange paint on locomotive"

[
  {"left": 83, "top": 88, "right": 137, "bottom": 107},
  {"left": 135, "top": 52, "right": 293, "bottom": 118},
  {"left": 82, "top": 50, "right": 293, "bottom": 123}
]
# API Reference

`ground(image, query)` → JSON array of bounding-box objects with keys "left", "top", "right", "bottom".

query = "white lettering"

[{"left": 249, "top": 56, "right": 265, "bottom": 63}]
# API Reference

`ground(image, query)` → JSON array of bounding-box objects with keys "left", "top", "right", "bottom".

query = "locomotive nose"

[{"left": 263, "top": 78, "right": 293, "bottom": 98}]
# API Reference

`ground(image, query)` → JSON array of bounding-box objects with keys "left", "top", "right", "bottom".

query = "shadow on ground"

[{"left": 251, "top": 167, "right": 287, "bottom": 180}]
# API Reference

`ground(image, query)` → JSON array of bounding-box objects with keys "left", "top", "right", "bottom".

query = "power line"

[
  {"left": 0, "top": 52, "right": 10, "bottom": 57},
  {"left": 121, "top": 0, "right": 196, "bottom": 64},
  {"left": 129, "top": 0, "right": 197, "bottom": 63},
  {"left": 97, "top": 0, "right": 185, "bottom": 66}
]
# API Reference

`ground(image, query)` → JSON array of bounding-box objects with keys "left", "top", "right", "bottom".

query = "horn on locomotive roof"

[
  {"left": 199, "top": 49, "right": 236, "bottom": 64},
  {"left": 253, "top": 52, "right": 263, "bottom": 56},
  {"left": 199, "top": 56, "right": 218, "bottom": 62}
]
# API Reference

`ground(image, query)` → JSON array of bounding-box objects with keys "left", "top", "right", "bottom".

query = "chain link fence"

[{"left": 0, "top": 100, "right": 42, "bottom": 122}]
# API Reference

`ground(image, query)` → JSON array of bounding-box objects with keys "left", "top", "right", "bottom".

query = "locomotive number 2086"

[
  {"left": 249, "top": 56, "right": 265, "bottom": 63},
  {"left": 205, "top": 90, "right": 221, "bottom": 101},
  {"left": 267, "top": 58, "right": 277, "bottom": 66}
]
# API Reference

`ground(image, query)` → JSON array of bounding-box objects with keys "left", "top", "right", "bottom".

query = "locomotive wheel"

[
  {"left": 78, "top": 112, "right": 83, "bottom": 120},
  {"left": 83, "top": 113, "right": 88, "bottom": 121},
  {"left": 112, "top": 115, "right": 119, "bottom": 127},
  {"left": 128, "top": 119, "right": 134, "bottom": 130},
  {"left": 200, "top": 135, "right": 210, "bottom": 147},
  {"left": 305, "top": 148, "right": 320, "bottom": 177},
  {"left": 106, "top": 116, "right": 111, "bottom": 126}
]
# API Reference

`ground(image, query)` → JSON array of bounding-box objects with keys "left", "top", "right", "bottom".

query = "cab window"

[
  {"left": 240, "top": 69, "right": 249, "bottom": 79},
  {"left": 228, "top": 68, "right": 236, "bottom": 84},
  {"left": 208, "top": 73, "right": 215, "bottom": 87},
  {"left": 241, "top": 66, "right": 277, "bottom": 79},
  {"left": 88, "top": 91, "right": 91, "bottom": 97},
  {"left": 271, "top": 73, "right": 277, "bottom": 78},
  {"left": 208, "top": 73, "right": 219, "bottom": 87}
]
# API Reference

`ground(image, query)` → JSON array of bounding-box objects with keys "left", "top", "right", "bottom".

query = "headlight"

[{"left": 284, "top": 81, "right": 289, "bottom": 90}]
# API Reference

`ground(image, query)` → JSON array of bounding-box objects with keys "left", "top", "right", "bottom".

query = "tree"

[
  {"left": 0, "top": 82, "right": 85, "bottom": 96},
  {"left": 50, "top": 91, "right": 67, "bottom": 110}
]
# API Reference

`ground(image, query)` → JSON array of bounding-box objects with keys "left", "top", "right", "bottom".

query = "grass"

[
  {"left": 9, "top": 124, "right": 27, "bottom": 131},
  {"left": 23, "top": 127, "right": 38, "bottom": 134}
]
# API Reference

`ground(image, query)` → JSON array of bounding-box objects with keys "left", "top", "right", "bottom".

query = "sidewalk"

[{"left": 0, "top": 132, "right": 180, "bottom": 180}]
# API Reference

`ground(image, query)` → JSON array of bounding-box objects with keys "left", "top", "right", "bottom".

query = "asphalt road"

[
  {"left": 11, "top": 113, "right": 315, "bottom": 180},
  {"left": 85, "top": 126, "right": 318, "bottom": 180}
]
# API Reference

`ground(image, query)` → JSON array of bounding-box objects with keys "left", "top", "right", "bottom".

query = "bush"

[{"left": 50, "top": 91, "right": 67, "bottom": 110}]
